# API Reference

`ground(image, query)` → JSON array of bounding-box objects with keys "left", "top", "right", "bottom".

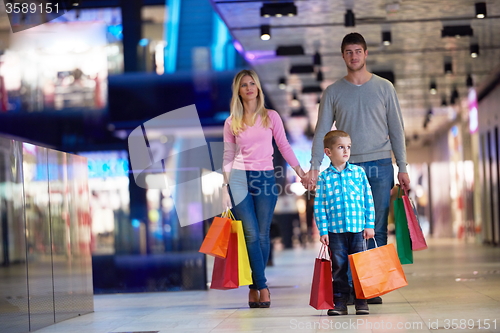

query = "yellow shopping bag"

[{"left": 231, "top": 218, "right": 252, "bottom": 286}]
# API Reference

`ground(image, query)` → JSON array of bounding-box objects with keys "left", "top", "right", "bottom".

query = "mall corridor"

[{"left": 32, "top": 239, "right": 500, "bottom": 333}]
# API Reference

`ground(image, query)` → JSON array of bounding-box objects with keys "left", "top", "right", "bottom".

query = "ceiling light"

[
  {"left": 260, "top": 25, "right": 271, "bottom": 41},
  {"left": 290, "top": 65, "right": 315, "bottom": 74},
  {"left": 302, "top": 86, "right": 322, "bottom": 94},
  {"left": 278, "top": 77, "right": 287, "bottom": 90},
  {"left": 429, "top": 81, "right": 437, "bottom": 95},
  {"left": 291, "top": 92, "right": 300, "bottom": 108},
  {"left": 444, "top": 61, "right": 453, "bottom": 74},
  {"left": 450, "top": 87, "right": 459, "bottom": 105},
  {"left": 276, "top": 45, "right": 304, "bottom": 56},
  {"left": 313, "top": 51, "right": 322, "bottom": 66},
  {"left": 373, "top": 71, "right": 395, "bottom": 84},
  {"left": 72, "top": 0, "right": 80, "bottom": 6},
  {"left": 260, "top": 2, "right": 297, "bottom": 18},
  {"left": 316, "top": 70, "right": 324, "bottom": 82},
  {"left": 290, "top": 107, "right": 307, "bottom": 117},
  {"left": 470, "top": 43, "right": 479, "bottom": 58},
  {"left": 441, "top": 25, "right": 473, "bottom": 38},
  {"left": 382, "top": 31, "right": 392, "bottom": 46},
  {"left": 344, "top": 9, "right": 355, "bottom": 27},
  {"left": 475, "top": 2, "right": 487, "bottom": 19},
  {"left": 466, "top": 74, "right": 474, "bottom": 88},
  {"left": 441, "top": 95, "right": 448, "bottom": 107}
]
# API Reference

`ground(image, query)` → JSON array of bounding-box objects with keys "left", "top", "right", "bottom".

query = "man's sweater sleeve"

[
  {"left": 386, "top": 84, "right": 408, "bottom": 173},
  {"left": 310, "top": 89, "right": 335, "bottom": 170}
]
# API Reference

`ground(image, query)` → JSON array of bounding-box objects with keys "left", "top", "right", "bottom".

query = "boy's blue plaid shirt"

[{"left": 314, "top": 162, "right": 375, "bottom": 236}]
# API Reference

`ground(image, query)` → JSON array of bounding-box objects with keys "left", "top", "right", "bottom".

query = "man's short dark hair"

[{"left": 341, "top": 32, "right": 367, "bottom": 53}]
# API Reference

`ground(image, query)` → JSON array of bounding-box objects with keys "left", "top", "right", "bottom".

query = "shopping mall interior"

[{"left": 0, "top": 0, "right": 499, "bottom": 332}]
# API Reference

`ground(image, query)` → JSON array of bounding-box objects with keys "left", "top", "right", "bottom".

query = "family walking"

[{"left": 217, "top": 32, "right": 411, "bottom": 314}]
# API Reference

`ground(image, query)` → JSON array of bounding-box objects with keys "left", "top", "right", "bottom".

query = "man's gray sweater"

[{"left": 311, "top": 74, "right": 407, "bottom": 173}]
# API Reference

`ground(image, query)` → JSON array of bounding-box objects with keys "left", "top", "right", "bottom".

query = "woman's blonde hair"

[{"left": 229, "top": 69, "right": 269, "bottom": 135}]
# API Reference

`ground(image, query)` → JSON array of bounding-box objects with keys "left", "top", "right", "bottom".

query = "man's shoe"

[
  {"left": 327, "top": 299, "right": 348, "bottom": 316},
  {"left": 367, "top": 296, "right": 382, "bottom": 304},
  {"left": 347, "top": 292, "right": 355, "bottom": 305},
  {"left": 354, "top": 299, "right": 369, "bottom": 315}
]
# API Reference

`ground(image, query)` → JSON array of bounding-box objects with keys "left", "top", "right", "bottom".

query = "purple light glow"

[{"left": 233, "top": 40, "right": 244, "bottom": 53}]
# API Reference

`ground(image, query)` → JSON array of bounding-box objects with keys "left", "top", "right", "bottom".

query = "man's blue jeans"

[
  {"left": 352, "top": 158, "right": 394, "bottom": 248},
  {"left": 328, "top": 232, "right": 364, "bottom": 300},
  {"left": 230, "top": 169, "right": 277, "bottom": 290}
]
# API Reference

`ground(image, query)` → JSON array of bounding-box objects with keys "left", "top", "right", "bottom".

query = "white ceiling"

[{"left": 211, "top": 0, "right": 500, "bottom": 146}]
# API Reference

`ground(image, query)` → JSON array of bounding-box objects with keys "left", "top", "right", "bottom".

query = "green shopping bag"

[{"left": 394, "top": 186, "right": 413, "bottom": 264}]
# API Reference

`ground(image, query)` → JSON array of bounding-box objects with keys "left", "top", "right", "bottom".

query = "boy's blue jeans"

[
  {"left": 230, "top": 169, "right": 277, "bottom": 291},
  {"left": 352, "top": 158, "right": 394, "bottom": 248},
  {"left": 328, "top": 232, "right": 364, "bottom": 300}
]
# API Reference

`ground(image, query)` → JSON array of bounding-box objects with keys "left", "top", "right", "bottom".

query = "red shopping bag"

[
  {"left": 349, "top": 242, "right": 408, "bottom": 299},
  {"left": 309, "top": 245, "right": 334, "bottom": 310},
  {"left": 402, "top": 189, "right": 428, "bottom": 251},
  {"left": 210, "top": 232, "right": 239, "bottom": 290},
  {"left": 199, "top": 212, "right": 232, "bottom": 258}
]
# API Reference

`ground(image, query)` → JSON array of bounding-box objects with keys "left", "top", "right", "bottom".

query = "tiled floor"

[{"left": 33, "top": 238, "right": 500, "bottom": 333}]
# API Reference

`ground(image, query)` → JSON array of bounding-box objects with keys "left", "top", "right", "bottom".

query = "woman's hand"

[{"left": 222, "top": 186, "right": 232, "bottom": 211}]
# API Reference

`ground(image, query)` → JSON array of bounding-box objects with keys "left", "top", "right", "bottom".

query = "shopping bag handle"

[
  {"left": 362, "top": 238, "right": 378, "bottom": 251},
  {"left": 221, "top": 208, "right": 235, "bottom": 220},
  {"left": 397, "top": 184, "right": 410, "bottom": 198},
  {"left": 318, "top": 244, "right": 332, "bottom": 260}
]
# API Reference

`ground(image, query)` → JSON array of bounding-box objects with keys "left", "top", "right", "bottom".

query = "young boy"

[{"left": 314, "top": 130, "right": 375, "bottom": 315}]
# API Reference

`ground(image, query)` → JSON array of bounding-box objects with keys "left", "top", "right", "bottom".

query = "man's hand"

[
  {"left": 320, "top": 234, "right": 329, "bottom": 245},
  {"left": 397, "top": 172, "right": 411, "bottom": 192},
  {"left": 363, "top": 228, "right": 375, "bottom": 240},
  {"left": 301, "top": 169, "right": 320, "bottom": 191}
]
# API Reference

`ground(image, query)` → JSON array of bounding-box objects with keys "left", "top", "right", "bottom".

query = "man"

[{"left": 302, "top": 32, "right": 410, "bottom": 304}]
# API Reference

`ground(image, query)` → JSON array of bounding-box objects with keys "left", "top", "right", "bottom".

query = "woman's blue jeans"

[
  {"left": 352, "top": 158, "right": 394, "bottom": 248},
  {"left": 229, "top": 169, "right": 277, "bottom": 290}
]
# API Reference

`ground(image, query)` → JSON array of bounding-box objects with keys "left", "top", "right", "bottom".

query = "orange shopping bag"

[
  {"left": 349, "top": 241, "right": 408, "bottom": 299},
  {"left": 199, "top": 210, "right": 232, "bottom": 258},
  {"left": 309, "top": 244, "right": 334, "bottom": 310}
]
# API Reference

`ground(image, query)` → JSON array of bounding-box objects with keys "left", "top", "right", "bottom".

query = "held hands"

[{"left": 301, "top": 169, "right": 320, "bottom": 191}]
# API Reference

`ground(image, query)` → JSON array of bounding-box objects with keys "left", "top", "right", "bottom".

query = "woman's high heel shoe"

[
  {"left": 259, "top": 288, "right": 271, "bottom": 308},
  {"left": 248, "top": 289, "right": 260, "bottom": 308}
]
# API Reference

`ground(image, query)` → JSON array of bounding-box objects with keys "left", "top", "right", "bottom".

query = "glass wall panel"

[
  {"left": 0, "top": 138, "right": 29, "bottom": 333},
  {"left": 23, "top": 145, "right": 55, "bottom": 331},
  {"left": 49, "top": 150, "right": 93, "bottom": 323}
]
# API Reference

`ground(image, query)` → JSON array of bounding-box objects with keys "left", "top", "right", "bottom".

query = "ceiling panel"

[{"left": 211, "top": 0, "right": 500, "bottom": 147}]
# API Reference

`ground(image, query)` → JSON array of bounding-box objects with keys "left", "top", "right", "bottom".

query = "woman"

[{"left": 222, "top": 69, "right": 305, "bottom": 308}]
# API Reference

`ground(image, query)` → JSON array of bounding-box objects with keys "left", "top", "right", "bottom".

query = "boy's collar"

[{"left": 328, "top": 161, "right": 353, "bottom": 173}]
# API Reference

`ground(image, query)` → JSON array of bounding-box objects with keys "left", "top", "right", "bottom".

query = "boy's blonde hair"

[{"left": 323, "top": 130, "right": 350, "bottom": 149}]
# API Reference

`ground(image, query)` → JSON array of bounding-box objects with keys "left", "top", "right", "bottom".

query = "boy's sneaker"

[
  {"left": 327, "top": 299, "right": 348, "bottom": 316},
  {"left": 354, "top": 299, "right": 369, "bottom": 315}
]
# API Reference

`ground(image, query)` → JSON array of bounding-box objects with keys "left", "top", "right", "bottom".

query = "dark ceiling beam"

[
  {"left": 229, "top": 15, "right": 500, "bottom": 30},
  {"left": 67, "top": 0, "right": 166, "bottom": 8}
]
